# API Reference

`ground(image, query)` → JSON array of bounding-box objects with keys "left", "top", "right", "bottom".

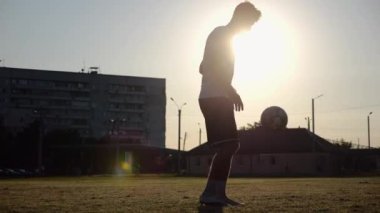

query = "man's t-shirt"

[{"left": 199, "top": 26, "right": 235, "bottom": 99}]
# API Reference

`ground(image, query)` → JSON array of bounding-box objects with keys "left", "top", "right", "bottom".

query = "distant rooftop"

[
  {"left": 188, "top": 127, "right": 339, "bottom": 155},
  {"left": 0, "top": 67, "right": 165, "bottom": 81}
]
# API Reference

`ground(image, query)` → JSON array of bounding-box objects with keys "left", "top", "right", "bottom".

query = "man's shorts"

[{"left": 199, "top": 97, "right": 238, "bottom": 147}]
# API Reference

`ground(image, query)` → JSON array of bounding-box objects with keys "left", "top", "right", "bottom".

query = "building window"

[
  {"left": 72, "top": 101, "right": 89, "bottom": 107},
  {"left": 18, "top": 79, "right": 28, "bottom": 85},
  {"left": 13, "top": 98, "right": 31, "bottom": 105},
  {"left": 55, "top": 82, "right": 68, "bottom": 88},
  {"left": 71, "top": 91, "right": 89, "bottom": 98},
  {"left": 78, "top": 83, "right": 85, "bottom": 88},
  {"left": 72, "top": 119, "right": 88, "bottom": 125},
  {"left": 12, "top": 89, "right": 26, "bottom": 94}
]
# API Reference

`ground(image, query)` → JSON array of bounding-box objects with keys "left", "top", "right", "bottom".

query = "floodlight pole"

[
  {"left": 312, "top": 94, "right": 323, "bottom": 134},
  {"left": 367, "top": 112, "right": 373, "bottom": 149},
  {"left": 170, "top": 97, "right": 186, "bottom": 174}
]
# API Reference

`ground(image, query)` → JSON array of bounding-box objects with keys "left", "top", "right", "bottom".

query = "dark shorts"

[{"left": 199, "top": 97, "right": 238, "bottom": 146}]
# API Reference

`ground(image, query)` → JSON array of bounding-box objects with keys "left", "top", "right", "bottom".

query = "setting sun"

[{"left": 232, "top": 14, "right": 296, "bottom": 99}]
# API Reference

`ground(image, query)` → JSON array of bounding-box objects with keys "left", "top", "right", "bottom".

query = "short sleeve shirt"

[{"left": 199, "top": 26, "right": 235, "bottom": 99}]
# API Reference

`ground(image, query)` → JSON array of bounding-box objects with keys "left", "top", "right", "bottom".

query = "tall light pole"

[
  {"left": 367, "top": 112, "right": 373, "bottom": 149},
  {"left": 170, "top": 97, "right": 186, "bottom": 174},
  {"left": 312, "top": 94, "right": 323, "bottom": 134}
]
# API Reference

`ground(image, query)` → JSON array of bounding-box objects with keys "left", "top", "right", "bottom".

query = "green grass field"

[{"left": 1, "top": 176, "right": 379, "bottom": 212}]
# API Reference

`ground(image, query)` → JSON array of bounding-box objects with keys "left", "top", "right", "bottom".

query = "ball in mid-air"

[{"left": 260, "top": 106, "right": 288, "bottom": 130}]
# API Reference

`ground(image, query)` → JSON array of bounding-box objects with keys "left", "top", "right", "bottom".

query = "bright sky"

[{"left": 1, "top": 0, "right": 379, "bottom": 149}]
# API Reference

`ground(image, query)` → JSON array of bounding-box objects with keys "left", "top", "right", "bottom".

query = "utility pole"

[
  {"left": 312, "top": 94, "right": 323, "bottom": 134},
  {"left": 170, "top": 97, "right": 186, "bottom": 174},
  {"left": 178, "top": 108, "right": 181, "bottom": 170},
  {"left": 368, "top": 112, "right": 373, "bottom": 149},
  {"left": 183, "top": 132, "right": 187, "bottom": 151},
  {"left": 357, "top": 138, "right": 360, "bottom": 149},
  {"left": 312, "top": 99, "right": 314, "bottom": 133}
]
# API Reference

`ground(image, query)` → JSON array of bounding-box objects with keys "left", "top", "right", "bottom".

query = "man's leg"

[
  {"left": 199, "top": 97, "right": 240, "bottom": 205},
  {"left": 209, "top": 141, "right": 239, "bottom": 182},
  {"left": 200, "top": 141, "right": 240, "bottom": 205}
]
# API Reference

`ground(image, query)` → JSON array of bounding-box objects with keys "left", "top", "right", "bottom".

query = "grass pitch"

[{"left": 0, "top": 176, "right": 379, "bottom": 212}]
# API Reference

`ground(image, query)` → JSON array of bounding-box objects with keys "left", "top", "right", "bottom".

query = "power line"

[{"left": 318, "top": 104, "right": 380, "bottom": 114}]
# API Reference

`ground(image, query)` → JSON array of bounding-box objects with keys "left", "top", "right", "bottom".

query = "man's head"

[{"left": 229, "top": 1, "right": 261, "bottom": 32}]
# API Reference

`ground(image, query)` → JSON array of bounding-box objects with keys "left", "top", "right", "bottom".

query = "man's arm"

[{"left": 214, "top": 71, "right": 244, "bottom": 112}]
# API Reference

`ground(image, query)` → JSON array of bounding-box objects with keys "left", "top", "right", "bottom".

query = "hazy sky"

[{"left": 1, "top": 0, "right": 379, "bottom": 149}]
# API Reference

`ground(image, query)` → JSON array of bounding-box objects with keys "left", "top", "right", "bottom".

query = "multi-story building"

[{"left": 0, "top": 67, "right": 166, "bottom": 148}]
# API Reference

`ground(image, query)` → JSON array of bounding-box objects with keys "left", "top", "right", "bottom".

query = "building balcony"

[
  {"left": 9, "top": 103, "right": 92, "bottom": 111},
  {"left": 107, "top": 108, "right": 144, "bottom": 113},
  {"left": 12, "top": 83, "right": 91, "bottom": 92},
  {"left": 107, "top": 98, "right": 145, "bottom": 104},
  {"left": 107, "top": 89, "right": 145, "bottom": 95}
]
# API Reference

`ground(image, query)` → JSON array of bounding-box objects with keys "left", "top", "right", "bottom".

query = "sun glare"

[{"left": 232, "top": 15, "right": 296, "bottom": 99}]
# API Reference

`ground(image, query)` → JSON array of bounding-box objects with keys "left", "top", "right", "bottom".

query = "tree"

[
  {"left": 332, "top": 138, "right": 353, "bottom": 149},
  {"left": 239, "top": 122, "right": 261, "bottom": 131}
]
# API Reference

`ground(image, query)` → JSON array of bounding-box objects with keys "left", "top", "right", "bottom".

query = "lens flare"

[{"left": 121, "top": 162, "right": 131, "bottom": 172}]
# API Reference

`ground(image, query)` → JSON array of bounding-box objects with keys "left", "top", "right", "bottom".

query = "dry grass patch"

[{"left": 0, "top": 176, "right": 379, "bottom": 212}]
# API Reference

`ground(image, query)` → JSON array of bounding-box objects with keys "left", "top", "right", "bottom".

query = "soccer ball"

[{"left": 260, "top": 106, "right": 288, "bottom": 130}]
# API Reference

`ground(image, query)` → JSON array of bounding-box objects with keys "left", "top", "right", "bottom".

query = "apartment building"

[{"left": 0, "top": 67, "right": 166, "bottom": 147}]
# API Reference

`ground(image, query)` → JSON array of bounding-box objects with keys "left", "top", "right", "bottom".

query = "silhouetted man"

[{"left": 198, "top": 2, "right": 261, "bottom": 206}]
